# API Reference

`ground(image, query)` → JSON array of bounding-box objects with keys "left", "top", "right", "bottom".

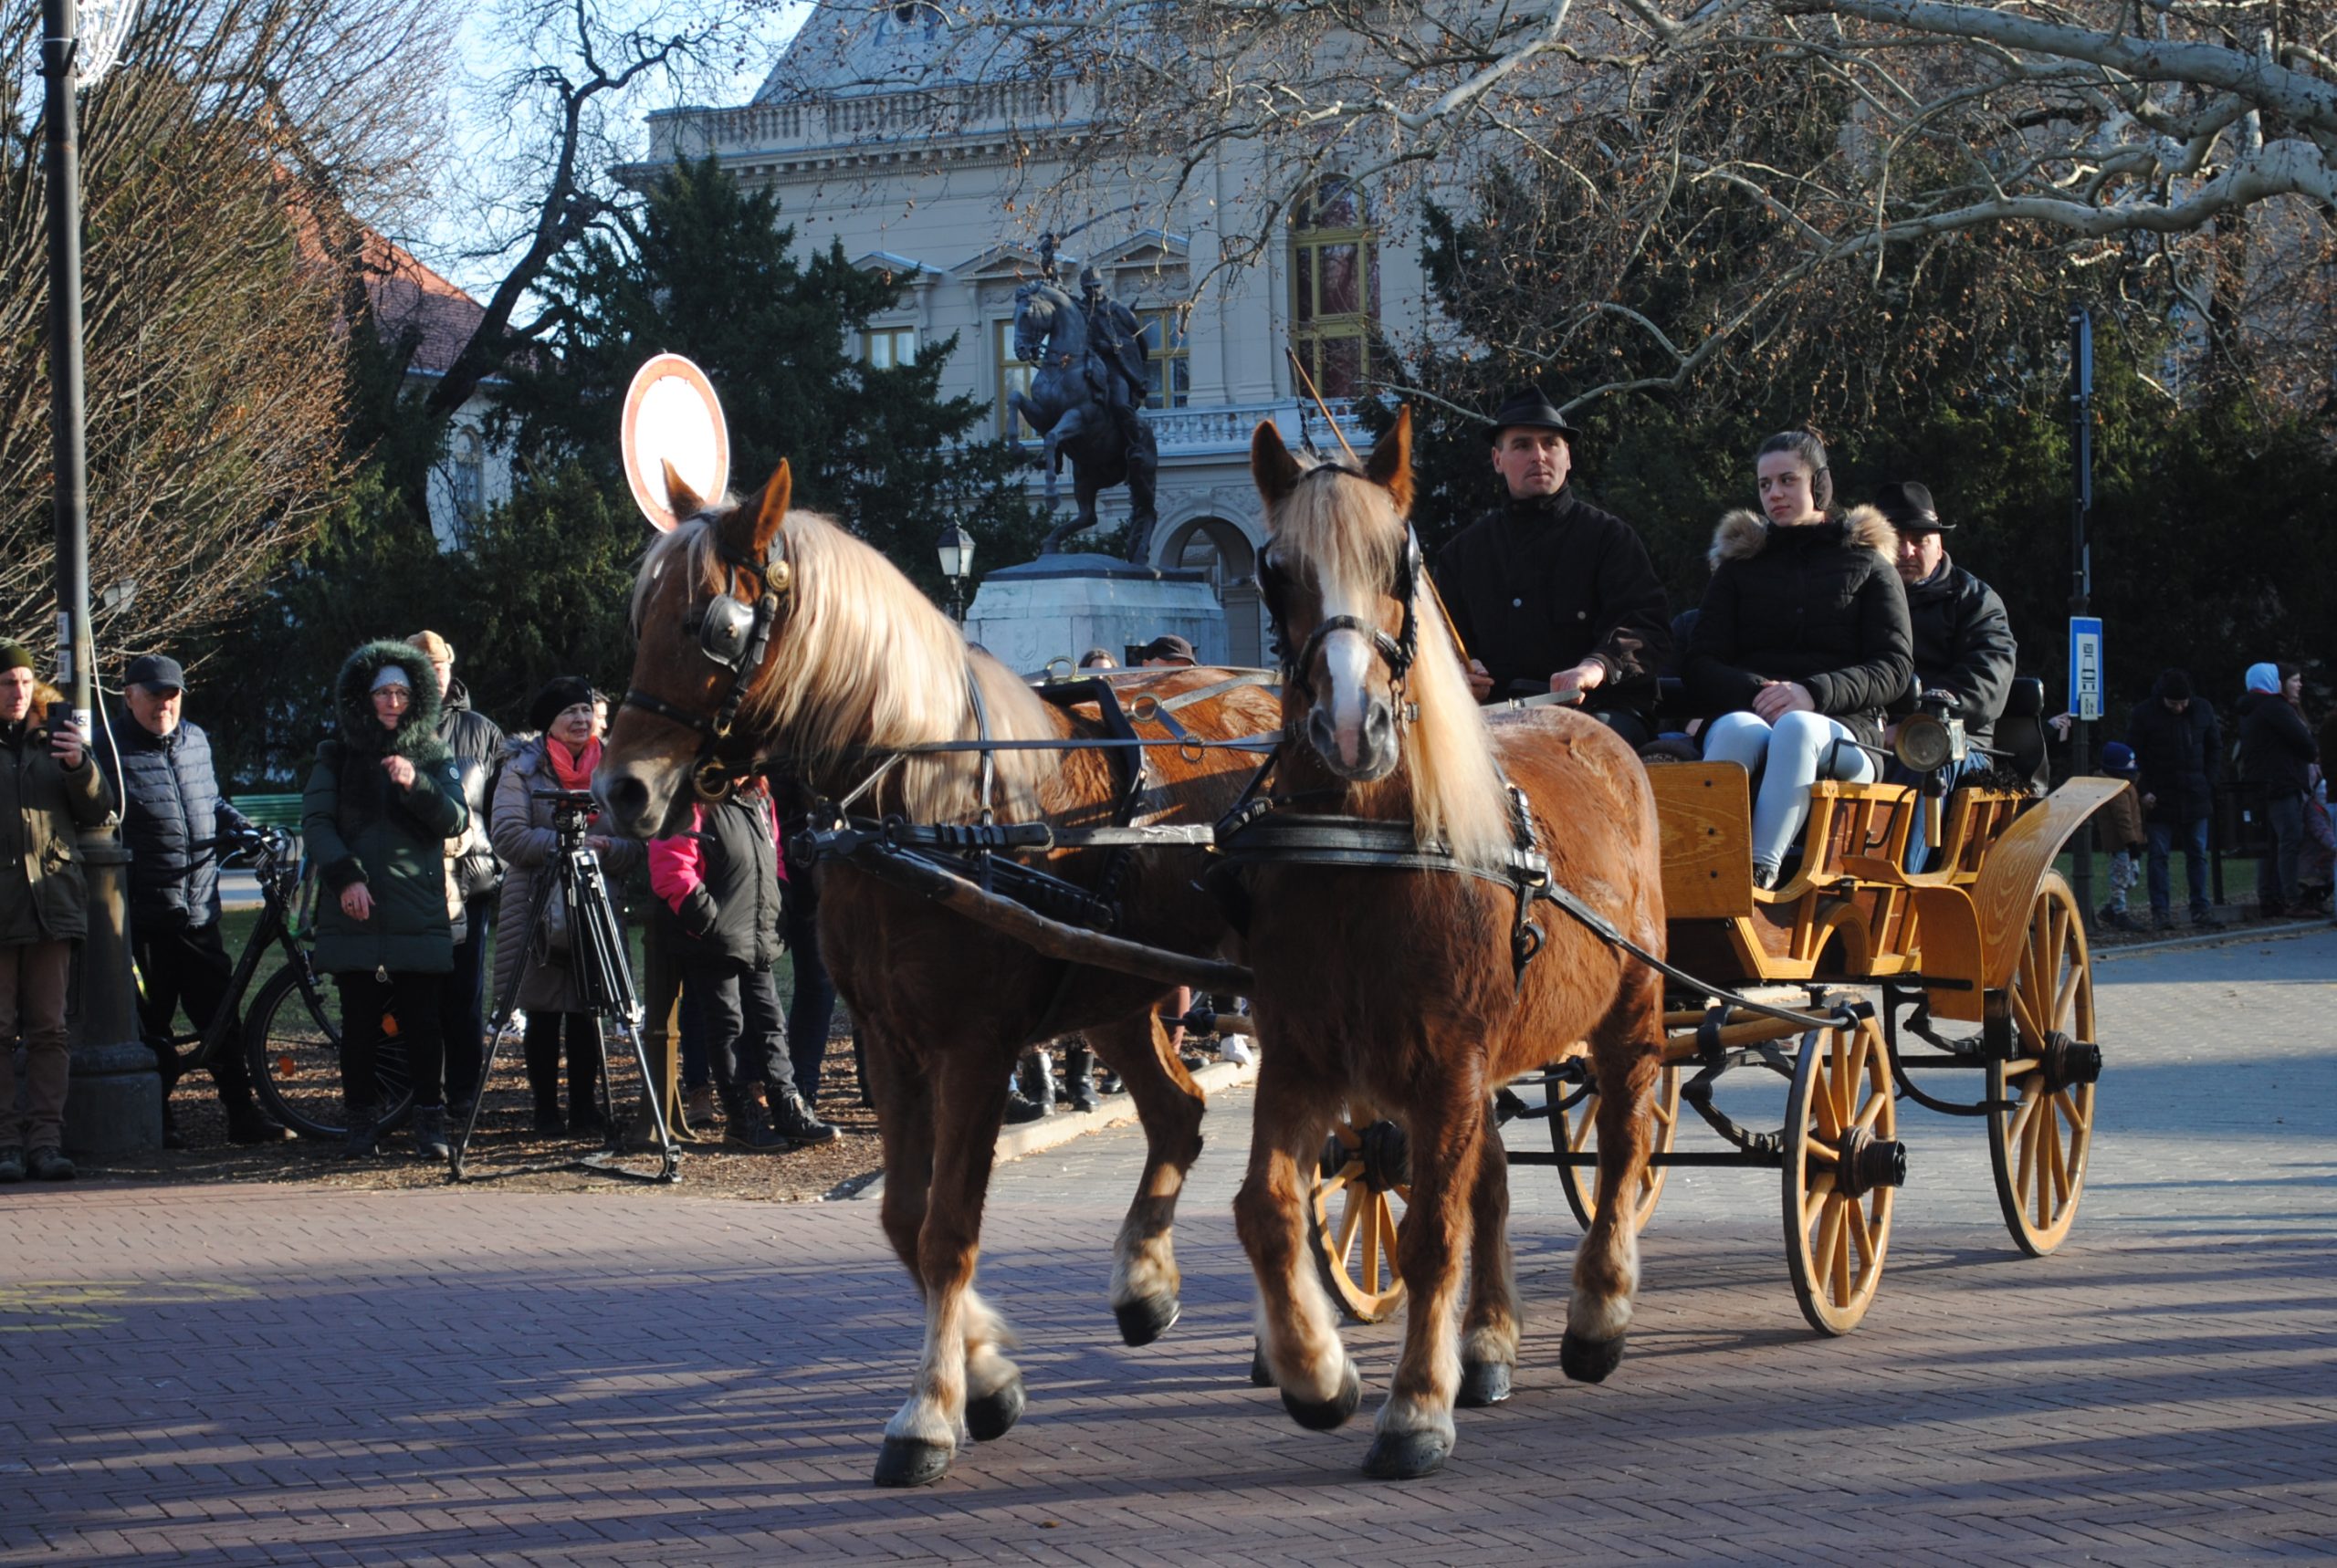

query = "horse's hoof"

[
  {"left": 1362, "top": 1429, "right": 1451, "bottom": 1481},
  {"left": 1280, "top": 1361, "right": 1362, "bottom": 1430},
  {"left": 1249, "top": 1344, "right": 1273, "bottom": 1387},
  {"left": 872, "top": 1437, "right": 954, "bottom": 1488},
  {"left": 1560, "top": 1329, "right": 1628, "bottom": 1385},
  {"left": 1457, "top": 1359, "right": 1513, "bottom": 1407},
  {"left": 965, "top": 1377, "right": 1027, "bottom": 1442},
  {"left": 1114, "top": 1294, "right": 1180, "bottom": 1347}
]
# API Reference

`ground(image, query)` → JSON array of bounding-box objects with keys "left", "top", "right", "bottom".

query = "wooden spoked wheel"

[
  {"left": 1554, "top": 1062, "right": 1682, "bottom": 1234},
  {"left": 1306, "top": 1119, "right": 1409, "bottom": 1324},
  {"left": 1987, "top": 873, "right": 2098, "bottom": 1257},
  {"left": 1782, "top": 1014, "right": 1900, "bottom": 1336}
]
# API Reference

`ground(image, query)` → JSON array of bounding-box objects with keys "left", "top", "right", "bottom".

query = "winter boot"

[
  {"left": 768, "top": 1087, "right": 840, "bottom": 1146},
  {"left": 225, "top": 1093, "right": 290, "bottom": 1145},
  {"left": 719, "top": 1085, "right": 789, "bottom": 1151},
  {"left": 1064, "top": 1044, "right": 1101, "bottom": 1113},
  {"left": 342, "top": 1103, "right": 381, "bottom": 1159},
  {"left": 26, "top": 1146, "right": 74, "bottom": 1182},
  {"left": 0, "top": 1146, "right": 23, "bottom": 1184},
  {"left": 685, "top": 1083, "right": 716, "bottom": 1135},
  {"left": 1021, "top": 1050, "right": 1056, "bottom": 1114},
  {"left": 412, "top": 1105, "right": 451, "bottom": 1161}
]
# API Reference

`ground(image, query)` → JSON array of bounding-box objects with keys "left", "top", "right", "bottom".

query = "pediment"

[
  {"left": 952, "top": 241, "right": 1074, "bottom": 282},
  {"left": 854, "top": 250, "right": 939, "bottom": 283}
]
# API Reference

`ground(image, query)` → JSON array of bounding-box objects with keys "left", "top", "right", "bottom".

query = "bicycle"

[{"left": 142, "top": 824, "right": 411, "bottom": 1141}]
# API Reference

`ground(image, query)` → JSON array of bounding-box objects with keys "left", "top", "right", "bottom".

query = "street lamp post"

[
  {"left": 936, "top": 522, "right": 975, "bottom": 623},
  {"left": 43, "top": 0, "right": 159, "bottom": 1155},
  {"left": 2068, "top": 307, "right": 2096, "bottom": 933}
]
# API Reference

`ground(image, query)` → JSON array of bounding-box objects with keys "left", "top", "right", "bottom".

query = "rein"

[{"left": 621, "top": 510, "right": 792, "bottom": 802}]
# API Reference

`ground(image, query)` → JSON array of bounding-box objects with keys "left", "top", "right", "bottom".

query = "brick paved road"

[{"left": 4, "top": 932, "right": 2333, "bottom": 1565}]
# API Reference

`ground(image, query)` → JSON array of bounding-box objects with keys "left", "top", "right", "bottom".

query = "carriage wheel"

[
  {"left": 1782, "top": 1013, "right": 1903, "bottom": 1336},
  {"left": 1305, "top": 1119, "right": 1409, "bottom": 1323},
  {"left": 1987, "top": 873, "right": 2099, "bottom": 1257},
  {"left": 1553, "top": 1063, "right": 1682, "bottom": 1234}
]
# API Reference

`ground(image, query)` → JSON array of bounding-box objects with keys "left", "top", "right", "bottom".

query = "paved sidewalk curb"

[
  {"left": 2094, "top": 916, "right": 2332, "bottom": 961},
  {"left": 844, "top": 1055, "right": 1258, "bottom": 1202}
]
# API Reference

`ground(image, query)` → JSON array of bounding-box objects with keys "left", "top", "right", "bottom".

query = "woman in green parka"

[{"left": 302, "top": 640, "right": 467, "bottom": 1159}]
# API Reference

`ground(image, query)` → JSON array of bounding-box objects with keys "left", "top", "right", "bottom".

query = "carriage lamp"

[
  {"left": 1894, "top": 691, "right": 1969, "bottom": 775},
  {"left": 936, "top": 522, "right": 975, "bottom": 621}
]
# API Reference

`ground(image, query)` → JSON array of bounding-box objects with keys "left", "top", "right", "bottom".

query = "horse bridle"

[
  {"left": 1254, "top": 483, "right": 1422, "bottom": 711},
  {"left": 621, "top": 511, "right": 794, "bottom": 801}
]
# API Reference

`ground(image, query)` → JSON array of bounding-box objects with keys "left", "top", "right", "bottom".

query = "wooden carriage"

[{"left": 1307, "top": 761, "right": 2124, "bottom": 1335}]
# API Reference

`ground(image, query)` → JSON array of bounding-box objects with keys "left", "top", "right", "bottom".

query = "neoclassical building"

[{"left": 633, "top": 5, "right": 1444, "bottom": 664}]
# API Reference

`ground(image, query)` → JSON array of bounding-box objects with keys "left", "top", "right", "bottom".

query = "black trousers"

[
  {"left": 335, "top": 970, "right": 446, "bottom": 1114},
  {"left": 441, "top": 896, "right": 492, "bottom": 1103},
  {"left": 782, "top": 863, "right": 838, "bottom": 1102},
  {"left": 524, "top": 1010, "right": 604, "bottom": 1116},
  {"left": 135, "top": 923, "right": 254, "bottom": 1102},
  {"left": 683, "top": 956, "right": 798, "bottom": 1098}
]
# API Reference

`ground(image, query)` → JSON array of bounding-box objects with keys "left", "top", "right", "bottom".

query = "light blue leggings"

[{"left": 1703, "top": 709, "right": 1875, "bottom": 879}]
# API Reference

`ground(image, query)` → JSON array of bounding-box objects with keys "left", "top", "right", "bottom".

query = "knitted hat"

[
  {"left": 2157, "top": 668, "right": 2193, "bottom": 702},
  {"left": 407, "top": 631, "right": 455, "bottom": 665},
  {"left": 528, "top": 675, "right": 596, "bottom": 734},
  {"left": 2101, "top": 741, "right": 2138, "bottom": 776},
  {"left": 370, "top": 664, "right": 413, "bottom": 694},
  {"left": 0, "top": 641, "right": 33, "bottom": 674}
]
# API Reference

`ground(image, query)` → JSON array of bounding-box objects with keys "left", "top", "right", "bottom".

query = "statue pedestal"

[{"left": 965, "top": 553, "right": 1229, "bottom": 676}]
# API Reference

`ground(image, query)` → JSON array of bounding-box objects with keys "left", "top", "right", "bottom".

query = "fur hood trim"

[
  {"left": 1707, "top": 504, "right": 1896, "bottom": 569},
  {"left": 333, "top": 639, "right": 450, "bottom": 762}
]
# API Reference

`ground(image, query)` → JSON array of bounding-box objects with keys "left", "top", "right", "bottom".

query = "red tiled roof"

[{"left": 361, "top": 231, "right": 487, "bottom": 378}]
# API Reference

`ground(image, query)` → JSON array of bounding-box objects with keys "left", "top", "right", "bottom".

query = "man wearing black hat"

[
  {"left": 1874, "top": 481, "right": 2017, "bottom": 753},
  {"left": 1431, "top": 387, "right": 1671, "bottom": 743},
  {"left": 107, "top": 653, "right": 288, "bottom": 1145}
]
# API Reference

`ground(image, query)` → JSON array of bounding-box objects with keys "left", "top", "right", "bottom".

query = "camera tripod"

[{"left": 450, "top": 789, "right": 680, "bottom": 1183}]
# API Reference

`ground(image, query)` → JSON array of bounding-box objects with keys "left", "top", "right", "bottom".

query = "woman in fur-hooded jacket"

[
  {"left": 300, "top": 639, "right": 468, "bottom": 1159},
  {"left": 1685, "top": 431, "right": 1913, "bottom": 886}
]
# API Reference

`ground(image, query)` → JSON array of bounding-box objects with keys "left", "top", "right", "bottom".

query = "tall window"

[
  {"left": 1140, "top": 307, "right": 1189, "bottom": 409},
  {"left": 451, "top": 430, "right": 485, "bottom": 523},
  {"left": 865, "top": 325, "right": 917, "bottom": 369},
  {"left": 996, "top": 319, "right": 1036, "bottom": 437},
  {"left": 1290, "top": 177, "right": 1378, "bottom": 398}
]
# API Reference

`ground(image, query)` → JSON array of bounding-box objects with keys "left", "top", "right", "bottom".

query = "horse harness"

[{"left": 620, "top": 509, "right": 794, "bottom": 803}]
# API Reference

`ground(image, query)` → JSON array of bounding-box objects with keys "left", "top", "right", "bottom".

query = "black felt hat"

[
  {"left": 1484, "top": 386, "right": 1581, "bottom": 444},
  {"left": 1872, "top": 480, "right": 1949, "bottom": 533}
]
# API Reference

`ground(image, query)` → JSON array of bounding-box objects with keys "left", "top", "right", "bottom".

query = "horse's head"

[
  {"left": 1013, "top": 278, "right": 1071, "bottom": 363},
  {"left": 598, "top": 459, "right": 794, "bottom": 840},
  {"left": 1251, "top": 409, "right": 1418, "bottom": 783}
]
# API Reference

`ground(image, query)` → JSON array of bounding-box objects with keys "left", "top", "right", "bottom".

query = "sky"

[{"left": 421, "top": 1, "right": 813, "bottom": 298}]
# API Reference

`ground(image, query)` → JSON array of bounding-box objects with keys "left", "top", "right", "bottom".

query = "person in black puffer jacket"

[
  {"left": 301, "top": 641, "right": 468, "bottom": 1159},
  {"left": 2126, "top": 667, "right": 2223, "bottom": 928},
  {"left": 1686, "top": 430, "right": 1913, "bottom": 886},
  {"left": 648, "top": 777, "right": 835, "bottom": 1149},
  {"left": 105, "top": 653, "right": 286, "bottom": 1145},
  {"left": 2237, "top": 662, "right": 2319, "bottom": 915},
  {"left": 407, "top": 632, "right": 505, "bottom": 1115}
]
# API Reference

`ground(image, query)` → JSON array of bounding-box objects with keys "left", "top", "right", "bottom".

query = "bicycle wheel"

[{"left": 245, "top": 964, "right": 414, "bottom": 1141}]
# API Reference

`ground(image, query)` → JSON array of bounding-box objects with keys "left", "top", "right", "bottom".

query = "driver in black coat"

[{"left": 1430, "top": 387, "right": 1671, "bottom": 745}]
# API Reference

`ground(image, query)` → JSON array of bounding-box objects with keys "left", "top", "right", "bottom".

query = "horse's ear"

[
  {"left": 725, "top": 461, "right": 791, "bottom": 564},
  {"left": 1251, "top": 419, "right": 1303, "bottom": 508},
  {"left": 662, "top": 459, "right": 704, "bottom": 522},
  {"left": 1365, "top": 405, "right": 1413, "bottom": 517}
]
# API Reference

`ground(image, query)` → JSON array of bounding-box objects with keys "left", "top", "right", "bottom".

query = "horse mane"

[
  {"left": 1266, "top": 461, "right": 1514, "bottom": 868},
  {"left": 635, "top": 510, "right": 1053, "bottom": 822}
]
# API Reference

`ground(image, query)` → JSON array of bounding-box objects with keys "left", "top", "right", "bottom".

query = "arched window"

[
  {"left": 1290, "top": 177, "right": 1378, "bottom": 399},
  {"left": 451, "top": 430, "right": 485, "bottom": 524}
]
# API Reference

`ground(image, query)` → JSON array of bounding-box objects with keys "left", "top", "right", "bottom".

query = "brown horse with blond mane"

[
  {"left": 1230, "top": 409, "right": 1667, "bottom": 1479},
  {"left": 595, "top": 461, "right": 1280, "bottom": 1489}
]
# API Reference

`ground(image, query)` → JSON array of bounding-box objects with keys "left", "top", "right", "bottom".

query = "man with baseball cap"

[
  {"left": 407, "top": 632, "right": 504, "bottom": 1116},
  {"left": 108, "top": 652, "right": 286, "bottom": 1145},
  {"left": 1430, "top": 386, "right": 1671, "bottom": 743}
]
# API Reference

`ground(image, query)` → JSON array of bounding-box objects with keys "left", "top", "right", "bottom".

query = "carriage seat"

[{"left": 1994, "top": 677, "right": 2049, "bottom": 792}]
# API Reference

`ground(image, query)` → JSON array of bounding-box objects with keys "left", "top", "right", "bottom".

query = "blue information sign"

[{"left": 2070, "top": 617, "right": 2104, "bottom": 722}]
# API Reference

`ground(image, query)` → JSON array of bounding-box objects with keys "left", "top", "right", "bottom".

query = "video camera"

[{"left": 532, "top": 788, "right": 601, "bottom": 841}]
